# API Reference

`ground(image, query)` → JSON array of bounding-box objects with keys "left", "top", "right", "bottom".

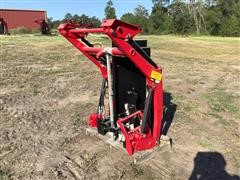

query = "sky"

[{"left": 1, "top": 0, "right": 153, "bottom": 20}]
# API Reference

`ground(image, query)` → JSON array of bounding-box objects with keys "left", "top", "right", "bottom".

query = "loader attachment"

[{"left": 58, "top": 19, "right": 164, "bottom": 156}]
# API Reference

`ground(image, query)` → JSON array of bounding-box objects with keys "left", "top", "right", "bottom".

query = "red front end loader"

[{"left": 58, "top": 19, "right": 164, "bottom": 156}]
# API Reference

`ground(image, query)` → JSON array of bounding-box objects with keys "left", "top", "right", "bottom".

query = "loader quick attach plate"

[{"left": 85, "top": 127, "right": 172, "bottom": 164}]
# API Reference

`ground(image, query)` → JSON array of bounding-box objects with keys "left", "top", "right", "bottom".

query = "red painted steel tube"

[
  {"left": 117, "top": 111, "right": 143, "bottom": 155},
  {"left": 65, "top": 37, "right": 108, "bottom": 78},
  {"left": 118, "top": 110, "right": 142, "bottom": 124},
  {"left": 109, "top": 36, "right": 155, "bottom": 80},
  {"left": 69, "top": 28, "right": 104, "bottom": 34},
  {"left": 152, "top": 80, "right": 163, "bottom": 141}
]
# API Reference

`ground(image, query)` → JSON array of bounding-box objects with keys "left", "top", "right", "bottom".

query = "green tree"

[
  {"left": 120, "top": 13, "right": 137, "bottom": 24},
  {"left": 134, "top": 5, "right": 149, "bottom": 18},
  {"left": 134, "top": 5, "right": 150, "bottom": 33},
  {"left": 204, "top": 0, "right": 240, "bottom": 36},
  {"left": 104, "top": 0, "right": 116, "bottom": 19},
  {"left": 64, "top": 13, "right": 73, "bottom": 20},
  {"left": 51, "top": 20, "right": 61, "bottom": 29},
  {"left": 72, "top": 14, "right": 80, "bottom": 21},
  {"left": 204, "top": 5, "right": 222, "bottom": 35},
  {"left": 218, "top": 0, "right": 240, "bottom": 36},
  {"left": 149, "top": 3, "right": 171, "bottom": 34},
  {"left": 121, "top": 5, "right": 150, "bottom": 33},
  {"left": 63, "top": 0, "right": 240, "bottom": 36},
  {"left": 62, "top": 13, "right": 101, "bottom": 28},
  {"left": 79, "top": 14, "right": 90, "bottom": 24},
  {"left": 90, "top": 16, "right": 101, "bottom": 28},
  {"left": 48, "top": 17, "right": 53, "bottom": 28},
  {"left": 169, "top": 1, "right": 195, "bottom": 35}
]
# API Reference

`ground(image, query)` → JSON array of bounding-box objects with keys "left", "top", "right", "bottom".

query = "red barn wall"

[{"left": 0, "top": 9, "right": 47, "bottom": 29}]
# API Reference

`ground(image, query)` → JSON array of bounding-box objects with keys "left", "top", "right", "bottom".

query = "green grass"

[
  {"left": 1, "top": 34, "right": 239, "bottom": 63},
  {"left": 236, "top": 159, "right": 240, "bottom": 170},
  {"left": 189, "top": 36, "right": 240, "bottom": 45},
  {"left": 199, "top": 138, "right": 214, "bottom": 150},
  {"left": 183, "top": 101, "right": 196, "bottom": 112},
  {"left": 0, "top": 169, "right": 12, "bottom": 180},
  {"left": 141, "top": 35, "right": 240, "bottom": 62},
  {"left": 205, "top": 91, "right": 239, "bottom": 113}
]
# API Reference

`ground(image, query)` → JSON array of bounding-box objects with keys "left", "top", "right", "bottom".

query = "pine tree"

[
  {"left": 64, "top": 13, "right": 73, "bottom": 20},
  {"left": 104, "top": 0, "right": 117, "bottom": 19}
]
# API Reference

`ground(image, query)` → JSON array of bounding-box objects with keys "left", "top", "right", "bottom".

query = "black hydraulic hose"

[
  {"left": 97, "top": 79, "right": 107, "bottom": 114},
  {"left": 141, "top": 88, "right": 153, "bottom": 134},
  {"left": 81, "top": 38, "right": 94, "bottom": 47},
  {"left": 81, "top": 38, "right": 106, "bottom": 64}
]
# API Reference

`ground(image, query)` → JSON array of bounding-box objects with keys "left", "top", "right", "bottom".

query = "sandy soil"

[{"left": 0, "top": 35, "right": 239, "bottom": 179}]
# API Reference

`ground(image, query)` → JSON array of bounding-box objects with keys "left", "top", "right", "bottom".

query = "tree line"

[{"left": 49, "top": 0, "right": 240, "bottom": 36}]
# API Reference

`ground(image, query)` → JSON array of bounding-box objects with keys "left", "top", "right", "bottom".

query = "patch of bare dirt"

[{"left": 0, "top": 35, "right": 239, "bottom": 179}]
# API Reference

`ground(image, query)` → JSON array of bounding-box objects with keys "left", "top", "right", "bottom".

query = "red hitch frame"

[{"left": 58, "top": 19, "right": 163, "bottom": 155}]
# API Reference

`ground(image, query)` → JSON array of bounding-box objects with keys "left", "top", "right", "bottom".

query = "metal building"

[{"left": 0, "top": 9, "right": 47, "bottom": 29}]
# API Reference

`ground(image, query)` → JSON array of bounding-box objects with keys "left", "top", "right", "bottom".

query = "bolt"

[{"left": 130, "top": 49, "right": 136, "bottom": 56}]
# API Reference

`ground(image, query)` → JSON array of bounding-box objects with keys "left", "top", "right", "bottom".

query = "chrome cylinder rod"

[{"left": 105, "top": 52, "right": 114, "bottom": 128}]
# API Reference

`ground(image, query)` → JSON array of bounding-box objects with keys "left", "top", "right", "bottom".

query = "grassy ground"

[{"left": 0, "top": 34, "right": 239, "bottom": 179}]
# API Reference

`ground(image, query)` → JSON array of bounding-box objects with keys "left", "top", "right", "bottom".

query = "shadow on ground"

[
  {"left": 189, "top": 152, "right": 240, "bottom": 180},
  {"left": 161, "top": 92, "right": 177, "bottom": 135}
]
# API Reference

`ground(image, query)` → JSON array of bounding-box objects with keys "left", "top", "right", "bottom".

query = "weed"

[
  {"left": 183, "top": 101, "right": 196, "bottom": 112},
  {"left": 236, "top": 158, "right": 240, "bottom": 170},
  {"left": 73, "top": 113, "right": 87, "bottom": 127},
  {"left": 130, "top": 163, "right": 144, "bottom": 177},
  {"left": 32, "top": 84, "right": 40, "bottom": 96},
  {"left": 199, "top": 139, "right": 214, "bottom": 150},
  {"left": 0, "top": 168, "right": 12, "bottom": 180},
  {"left": 60, "top": 137, "right": 71, "bottom": 147}
]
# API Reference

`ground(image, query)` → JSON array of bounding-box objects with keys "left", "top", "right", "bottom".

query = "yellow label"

[{"left": 150, "top": 70, "right": 162, "bottom": 82}]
